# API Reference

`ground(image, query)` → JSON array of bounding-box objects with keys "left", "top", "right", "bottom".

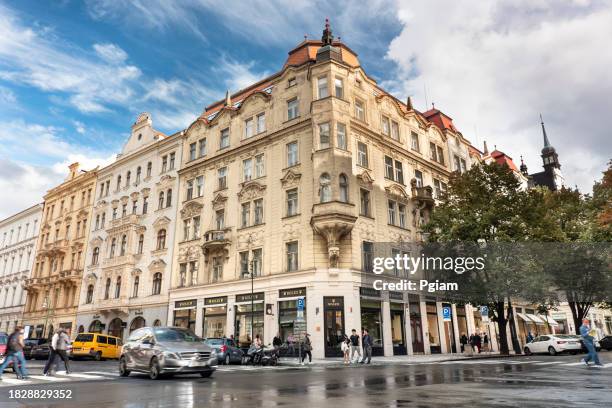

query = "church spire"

[
  {"left": 322, "top": 18, "right": 334, "bottom": 45},
  {"left": 225, "top": 90, "right": 231, "bottom": 107},
  {"left": 540, "top": 114, "right": 552, "bottom": 150},
  {"left": 520, "top": 155, "right": 528, "bottom": 175},
  {"left": 483, "top": 140, "right": 489, "bottom": 155}
]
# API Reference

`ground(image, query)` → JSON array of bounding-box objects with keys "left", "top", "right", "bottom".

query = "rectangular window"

[
  {"left": 169, "top": 152, "right": 176, "bottom": 169},
  {"left": 319, "top": 122, "right": 330, "bottom": 149},
  {"left": 287, "top": 98, "right": 299, "bottom": 120},
  {"left": 411, "top": 132, "right": 420, "bottom": 152},
  {"left": 186, "top": 180, "right": 194, "bottom": 200},
  {"left": 286, "top": 188, "right": 298, "bottom": 216},
  {"left": 395, "top": 160, "right": 404, "bottom": 184},
  {"left": 192, "top": 216, "right": 200, "bottom": 240},
  {"left": 252, "top": 248, "right": 262, "bottom": 277},
  {"left": 189, "top": 142, "right": 196, "bottom": 160},
  {"left": 287, "top": 141, "right": 298, "bottom": 167},
  {"left": 460, "top": 159, "right": 467, "bottom": 173},
  {"left": 362, "top": 241, "right": 373, "bottom": 272},
  {"left": 288, "top": 77, "right": 297, "bottom": 87},
  {"left": 454, "top": 155, "right": 461, "bottom": 172},
  {"left": 415, "top": 170, "right": 423, "bottom": 187},
  {"left": 245, "top": 118, "right": 254, "bottom": 139},
  {"left": 391, "top": 121, "right": 399, "bottom": 141},
  {"left": 357, "top": 142, "right": 368, "bottom": 167},
  {"left": 255, "top": 154, "right": 264, "bottom": 178},
  {"left": 132, "top": 200, "right": 138, "bottom": 214},
  {"left": 196, "top": 176, "right": 204, "bottom": 197},
  {"left": 398, "top": 204, "right": 406, "bottom": 228},
  {"left": 336, "top": 122, "right": 347, "bottom": 149},
  {"left": 388, "top": 200, "right": 396, "bottom": 225},
  {"left": 433, "top": 179, "right": 442, "bottom": 198},
  {"left": 256, "top": 113, "right": 266, "bottom": 133},
  {"left": 199, "top": 138, "right": 207, "bottom": 157},
  {"left": 241, "top": 202, "right": 250, "bottom": 228},
  {"left": 334, "top": 77, "right": 343, "bottom": 98},
  {"left": 436, "top": 146, "right": 445, "bottom": 165},
  {"left": 183, "top": 219, "right": 191, "bottom": 241},
  {"left": 317, "top": 76, "right": 328, "bottom": 99},
  {"left": 243, "top": 158, "right": 253, "bottom": 181},
  {"left": 360, "top": 189, "right": 371, "bottom": 217},
  {"left": 286, "top": 241, "right": 298, "bottom": 272},
  {"left": 254, "top": 198, "right": 264, "bottom": 225},
  {"left": 220, "top": 128, "right": 230, "bottom": 149},
  {"left": 430, "top": 142, "right": 437, "bottom": 162},
  {"left": 385, "top": 156, "right": 394, "bottom": 179},
  {"left": 217, "top": 167, "right": 227, "bottom": 190},
  {"left": 239, "top": 251, "right": 249, "bottom": 277},
  {"left": 161, "top": 156, "right": 168, "bottom": 173},
  {"left": 355, "top": 99, "right": 365, "bottom": 121},
  {"left": 381, "top": 116, "right": 390, "bottom": 135},
  {"left": 215, "top": 210, "right": 225, "bottom": 230},
  {"left": 212, "top": 257, "right": 222, "bottom": 283}
]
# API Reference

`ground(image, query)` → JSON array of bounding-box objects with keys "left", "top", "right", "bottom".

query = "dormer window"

[{"left": 288, "top": 77, "right": 297, "bottom": 87}]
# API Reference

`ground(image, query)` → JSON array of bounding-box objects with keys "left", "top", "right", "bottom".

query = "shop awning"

[
  {"left": 516, "top": 313, "right": 532, "bottom": 322},
  {"left": 526, "top": 314, "right": 546, "bottom": 325},
  {"left": 539, "top": 315, "right": 559, "bottom": 326}
]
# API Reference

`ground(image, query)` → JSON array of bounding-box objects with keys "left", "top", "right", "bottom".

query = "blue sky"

[{"left": 1, "top": 0, "right": 610, "bottom": 218}]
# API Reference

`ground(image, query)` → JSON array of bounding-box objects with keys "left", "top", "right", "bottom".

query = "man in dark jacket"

[
  {"left": 360, "top": 329, "right": 372, "bottom": 364},
  {"left": 0, "top": 326, "right": 28, "bottom": 380},
  {"left": 460, "top": 333, "right": 468, "bottom": 353},
  {"left": 349, "top": 329, "right": 361, "bottom": 363}
]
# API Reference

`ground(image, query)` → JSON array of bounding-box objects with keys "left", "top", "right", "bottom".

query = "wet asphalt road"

[{"left": 0, "top": 353, "right": 610, "bottom": 407}]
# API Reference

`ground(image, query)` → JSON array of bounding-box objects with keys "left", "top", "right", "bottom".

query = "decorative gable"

[
  {"left": 238, "top": 180, "right": 267, "bottom": 201},
  {"left": 180, "top": 201, "right": 204, "bottom": 219},
  {"left": 281, "top": 169, "right": 302, "bottom": 188}
]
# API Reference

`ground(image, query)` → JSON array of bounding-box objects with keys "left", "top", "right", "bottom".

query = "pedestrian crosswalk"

[
  {"left": 0, "top": 371, "right": 118, "bottom": 388},
  {"left": 433, "top": 358, "right": 612, "bottom": 369}
]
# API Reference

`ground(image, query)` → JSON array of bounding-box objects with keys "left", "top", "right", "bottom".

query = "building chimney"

[{"left": 68, "top": 162, "right": 80, "bottom": 180}]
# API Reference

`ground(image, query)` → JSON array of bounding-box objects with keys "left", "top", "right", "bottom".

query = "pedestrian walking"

[
  {"left": 360, "top": 329, "right": 372, "bottom": 364},
  {"left": 460, "top": 333, "right": 468, "bottom": 353},
  {"left": 273, "top": 332, "right": 282, "bottom": 349},
  {"left": 349, "top": 329, "right": 361, "bottom": 363},
  {"left": 341, "top": 334, "right": 351, "bottom": 364},
  {"left": 580, "top": 318, "right": 603, "bottom": 367},
  {"left": 43, "top": 328, "right": 71, "bottom": 375},
  {"left": 526, "top": 332, "right": 534, "bottom": 344},
  {"left": 483, "top": 333, "right": 489, "bottom": 352},
  {"left": 0, "top": 326, "right": 29, "bottom": 380},
  {"left": 301, "top": 333, "right": 312, "bottom": 364}
]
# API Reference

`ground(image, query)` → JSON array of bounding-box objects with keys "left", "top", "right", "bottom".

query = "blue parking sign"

[
  {"left": 297, "top": 297, "right": 305, "bottom": 311},
  {"left": 442, "top": 306, "right": 452, "bottom": 321}
]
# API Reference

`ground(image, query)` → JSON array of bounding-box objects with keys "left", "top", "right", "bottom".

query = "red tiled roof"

[
  {"left": 422, "top": 108, "right": 457, "bottom": 132},
  {"left": 490, "top": 150, "right": 519, "bottom": 172}
]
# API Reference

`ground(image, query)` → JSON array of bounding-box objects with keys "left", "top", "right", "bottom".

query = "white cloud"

[
  {"left": 213, "top": 56, "right": 271, "bottom": 92},
  {"left": 93, "top": 43, "right": 128, "bottom": 64},
  {"left": 73, "top": 120, "right": 86, "bottom": 134},
  {"left": 385, "top": 0, "right": 612, "bottom": 192}
]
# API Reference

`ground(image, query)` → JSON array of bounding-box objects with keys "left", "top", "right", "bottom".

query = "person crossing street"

[
  {"left": 0, "top": 326, "right": 29, "bottom": 380},
  {"left": 43, "top": 328, "right": 71, "bottom": 376},
  {"left": 360, "top": 329, "right": 372, "bottom": 364},
  {"left": 580, "top": 318, "right": 603, "bottom": 368}
]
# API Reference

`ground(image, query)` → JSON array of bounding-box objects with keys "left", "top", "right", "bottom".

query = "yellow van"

[{"left": 71, "top": 333, "right": 122, "bottom": 360}]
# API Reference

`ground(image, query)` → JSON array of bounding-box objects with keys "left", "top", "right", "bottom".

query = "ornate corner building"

[
  {"left": 0, "top": 204, "right": 43, "bottom": 332},
  {"left": 23, "top": 164, "right": 97, "bottom": 338},
  {"left": 75, "top": 113, "right": 183, "bottom": 340},
  {"left": 167, "top": 21, "right": 481, "bottom": 358}
]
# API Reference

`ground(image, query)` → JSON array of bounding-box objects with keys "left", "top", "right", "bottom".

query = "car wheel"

[
  {"left": 149, "top": 357, "right": 162, "bottom": 380},
  {"left": 523, "top": 347, "right": 532, "bottom": 355},
  {"left": 119, "top": 357, "right": 131, "bottom": 377},
  {"left": 94, "top": 351, "right": 102, "bottom": 361},
  {"left": 224, "top": 354, "right": 231, "bottom": 365},
  {"left": 199, "top": 370, "right": 213, "bottom": 378},
  {"left": 570, "top": 351, "right": 578, "bottom": 355},
  {"left": 548, "top": 346, "right": 557, "bottom": 356}
]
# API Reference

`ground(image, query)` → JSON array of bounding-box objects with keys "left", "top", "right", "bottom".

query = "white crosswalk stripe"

[
  {"left": 534, "top": 361, "right": 566, "bottom": 365},
  {"left": 29, "top": 375, "right": 67, "bottom": 381},
  {"left": 0, "top": 378, "right": 32, "bottom": 385},
  {"left": 0, "top": 371, "right": 118, "bottom": 388},
  {"left": 563, "top": 362, "right": 587, "bottom": 366}
]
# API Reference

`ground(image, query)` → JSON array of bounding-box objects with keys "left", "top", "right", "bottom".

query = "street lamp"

[{"left": 249, "top": 258, "right": 254, "bottom": 344}]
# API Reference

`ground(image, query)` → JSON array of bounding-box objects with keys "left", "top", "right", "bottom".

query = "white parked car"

[{"left": 524, "top": 334, "right": 582, "bottom": 356}]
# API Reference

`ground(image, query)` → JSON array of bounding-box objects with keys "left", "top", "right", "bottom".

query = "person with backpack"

[
  {"left": 43, "top": 328, "right": 71, "bottom": 375},
  {"left": 0, "top": 326, "right": 29, "bottom": 380}
]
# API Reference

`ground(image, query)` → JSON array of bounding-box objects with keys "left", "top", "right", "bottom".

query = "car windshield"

[
  {"left": 153, "top": 328, "right": 201, "bottom": 342},
  {"left": 204, "top": 338, "right": 224, "bottom": 346}
]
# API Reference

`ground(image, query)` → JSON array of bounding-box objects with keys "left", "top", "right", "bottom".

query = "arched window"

[
  {"left": 89, "top": 320, "right": 102, "bottom": 333},
  {"left": 130, "top": 316, "right": 146, "bottom": 333},
  {"left": 137, "top": 234, "right": 144, "bottom": 254},
  {"left": 339, "top": 173, "right": 349, "bottom": 203},
  {"left": 136, "top": 166, "right": 141, "bottom": 183},
  {"left": 166, "top": 189, "right": 172, "bottom": 207},
  {"left": 319, "top": 173, "right": 331, "bottom": 203},
  {"left": 152, "top": 272, "right": 162, "bottom": 295},
  {"left": 157, "top": 229, "right": 166, "bottom": 250},
  {"left": 153, "top": 319, "right": 162, "bottom": 327},
  {"left": 120, "top": 234, "right": 127, "bottom": 256},
  {"left": 110, "top": 238, "right": 116, "bottom": 258},
  {"left": 108, "top": 318, "right": 123, "bottom": 339},
  {"left": 104, "top": 278, "right": 111, "bottom": 299},
  {"left": 115, "top": 276, "right": 121, "bottom": 298},
  {"left": 126, "top": 171, "right": 131, "bottom": 187},
  {"left": 86, "top": 284, "right": 94, "bottom": 304},
  {"left": 91, "top": 247, "right": 99, "bottom": 265},
  {"left": 158, "top": 192, "right": 165, "bottom": 209},
  {"left": 116, "top": 175, "right": 122, "bottom": 190},
  {"left": 146, "top": 161, "right": 152, "bottom": 177},
  {"left": 132, "top": 276, "right": 139, "bottom": 298}
]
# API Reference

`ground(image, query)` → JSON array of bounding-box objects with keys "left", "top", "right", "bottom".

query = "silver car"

[{"left": 119, "top": 326, "right": 217, "bottom": 380}]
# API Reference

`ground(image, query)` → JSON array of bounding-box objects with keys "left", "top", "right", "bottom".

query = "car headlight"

[{"left": 163, "top": 351, "right": 180, "bottom": 360}]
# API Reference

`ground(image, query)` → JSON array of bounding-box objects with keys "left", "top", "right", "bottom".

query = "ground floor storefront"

[
  {"left": 22, "top": 311, "right": 77, "bottom": 340},
  {"left": 75, "top": 304, "right": 167, "bottom": 342},
  {"left": 168, "top": 269, "right": 498, "bottom": 359}
]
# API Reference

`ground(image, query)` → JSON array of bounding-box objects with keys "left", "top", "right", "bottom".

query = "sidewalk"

[{"left": 280, "top": 351, "right": 522, "bottom": 367}]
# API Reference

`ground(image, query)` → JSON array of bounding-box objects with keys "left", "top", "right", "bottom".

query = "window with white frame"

[
  {"left": 217, "top": 167, "right": 227, "bottom": 189},
  {"left": 256, "top": 113, "right": 266, "bottom": 133},
  {"left": 287, "top": 98, "right": 299, "bottom": 120},
  {"left": 319, "top": 173, "right": 331, "bottom": 203},
  {"left": 357, "top": 142, "right": 368, "bottom": 167},
  {"left": 334, "top": 77, "right": 343, "bottom": 98},
  {"left": 411, "top": 132, "right": 420, "bottom": 152},
  {"left": 387, "top": 199, "right": 407, "bottom": 228},
  {"left": 355, "top": 99, "right": 365, "bottom": 121},
  {"left": 245, "top": 118, "right": 254, "bottom": 139},
  {"left": 287, "top": 141, "right": 298, "bottom": 167},
  {"left": 189, "top": 143, "right": 196, "bottom": 161},
  {"left": 198, "top": 138, "right": 207, "bottom": 157},
  {"left": 391, "top": 120, "right": 400, "bottom": 141},
  {"left": 382, "top": 116, "right": 390, "bottom": 135},
  {"left": 415, "top": 170, "right": 423, "bottom": 187},
  {"left": 186, "top": 180, "right": 194, "bottom": 200},
  {"left": 286, "top": 241, "right": 298, "bottom": 272},
  {"left": 241, "top": 202, "right": 250, "bottom": 228},
  {"left": 286, "top": 188, "right": 298, "bottom": 216},
  {"left": 243, "top": 158, "right": 253, "bottom": 181},
  {"left": 360, "top": 189, "right": 371, "bottom": 217},
  {"left": 339, "top": 174, "right": 349, "bottom": 203},
  {"left": 211, "top": 257, "right": 222, "bottom": 283},
  {"left": 254, "top": 154, "right": 264, "bottom": 178},
  {"left": 319, "top": 122, "right": 330, "bottom": 149},
  {"left": 317, "top": 76, "right": 328, "bottom": 99},
  {"left": 220, "top": 128, "right": 230, "bottom": 149},
  {"left": 196, "top": 175, "right": 204, "bottom": 197},
  {"left": 336, "top": 122, "right": 347, "bottom": 149}
]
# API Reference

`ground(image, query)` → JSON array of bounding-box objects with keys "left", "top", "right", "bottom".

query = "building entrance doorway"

[{"left": 323, "top": 297, "right": 345, "bottom": 357}]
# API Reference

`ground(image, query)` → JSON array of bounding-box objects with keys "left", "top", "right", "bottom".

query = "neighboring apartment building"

[
  {"left": 0, "top": 204, "right": 43, "bottom": 333},
  {"left": 22, "top": 163, "right": 97, "bottom": 338},
  {"left": 75, "top": 113, "right": 182, "bottom": 340},
  {"left": 167, "top": 22, "right": 481, "bottom": 358}
]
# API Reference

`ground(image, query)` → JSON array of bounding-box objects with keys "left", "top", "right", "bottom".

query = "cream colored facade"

[
  {"left": 0, "top": 203, "right": 43, "bottom": 332},
  {"left": 167, "top": 32, "right": 480, "bottom": 358},
  {"left": 23, "top": 163, "right": 97, "bottom": 338},
  {"left": 75, "top": 113, "right": 182, "bottom": 340}
]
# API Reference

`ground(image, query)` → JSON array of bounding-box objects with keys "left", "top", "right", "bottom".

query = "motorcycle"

[{"left": 244, "top": 344, "right": 279, "bottom": 366}]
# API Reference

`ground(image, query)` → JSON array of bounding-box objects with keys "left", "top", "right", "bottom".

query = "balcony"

[
  {"left": 59, "top": 268, "right": 83, "bottom": 283},
  {"left": 411, "top": 185, "right": 435, "bottom": 205},
  {"left": 101, "top": 254, "right": 136, "bottom": 268},
  {"left": 202, "top": 228, "right": 232, "bottom": 262},
  {"left": 96, "top": 296, "right": 130, "bottom": 316},
  {"left": 311, "top": 201, "right": 357, "bottom": 268},
  {"left": 108, "top": 214, "right": 142, "bottom": 230},
  {"left": 43, "top": 239, "right": 69, "bottom": 255}
]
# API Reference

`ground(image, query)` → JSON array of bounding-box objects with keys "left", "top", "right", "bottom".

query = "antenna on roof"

[
  {"left": 423, "top": 83, "right": 429, "bottom": 111},
  {"left": 431, "top": 101, "right": 435, "bottom": 109},
  {"left": 304, "top": 34, "right": 308, "bottom": 40}
]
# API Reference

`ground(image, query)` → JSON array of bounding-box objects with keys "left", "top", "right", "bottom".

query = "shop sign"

[
  {"left": 279, "top": 287, "right": 306, "bottom": 298},
  {"left": 442, "top": 306, "right": 452, "bottom": 321},
  {"left": 389, "top": 291, "right": 404, "bottom": 301},
  {"left": 204, "top": 296, "right": 228, "bottom": 306},
  {"left": 359, "top": 287, "right": 381, "bottom": 298},
  {"left": 324, "top": 297, "right": 344, "bottom": 309},
  {"left": 134, "top": 309, "right": 143, "bottom": 316},
  {"left": 93, "top": 314, "right": 101, "bottom": 319},
  {"left": 236, "top": 292, "right": 265, "bottom": 303},
  {"left": 174, "top": 299, "right": 197, "bottom": 309}
]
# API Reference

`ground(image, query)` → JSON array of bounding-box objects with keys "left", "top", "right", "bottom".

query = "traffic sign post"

[
  {"left": 480, "top": 306, "right": 489, "bottom": 323},
  {"left": 442, "top": 306, "right": 452, "bottom": 321}
]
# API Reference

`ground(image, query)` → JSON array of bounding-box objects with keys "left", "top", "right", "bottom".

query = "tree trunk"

[
  {"left": 568, "top": 301, "right": 592, "bottom": 334},
  {"left": 494, "top": 301, "right": 510, "bottom": 355},
  {"left": 507, "top": 299, "right": 522, "bottom": 354}
]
